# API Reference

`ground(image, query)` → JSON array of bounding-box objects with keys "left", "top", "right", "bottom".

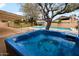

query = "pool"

[
  {"left": 5, "top": 30, "right": 79, "bottom": 56},
  {"left": 33, "top": 26, "right": 71, "bottom": 31}
]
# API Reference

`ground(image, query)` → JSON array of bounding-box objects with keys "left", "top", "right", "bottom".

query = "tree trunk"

[{"left": 45, "top": 18, "right": 52, "bottom": 30}]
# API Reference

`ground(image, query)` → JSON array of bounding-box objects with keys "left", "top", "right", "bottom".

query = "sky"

[
  {"left": 0, "top": 3, "right": 23, "bottom": 15},
  {"left": 0, "top": 3, "right": 79, "bottom": 20}
]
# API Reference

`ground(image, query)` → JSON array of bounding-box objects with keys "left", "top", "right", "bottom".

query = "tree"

[
  {"left": 21, "top": 3, "right": 40, "bottom": 25},
  {"left": 37, "top": 3, "right": 79, "bottom": 30}
]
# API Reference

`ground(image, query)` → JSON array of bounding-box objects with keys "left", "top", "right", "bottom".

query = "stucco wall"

[{"left": 51, "top": 22, "right": 78, "bottom": 28}]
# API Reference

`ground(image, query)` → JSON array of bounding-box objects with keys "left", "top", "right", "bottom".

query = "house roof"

[
  {"left": 55, "top": 15, "right": 79, "bottom": 21},
  {"left": 56, "top": 16, "right": 70, "bottom": 20}
]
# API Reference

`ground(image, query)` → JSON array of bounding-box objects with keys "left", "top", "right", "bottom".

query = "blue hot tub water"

[{"left": 5, "top": 30, "right": 79, "bottom": 56}]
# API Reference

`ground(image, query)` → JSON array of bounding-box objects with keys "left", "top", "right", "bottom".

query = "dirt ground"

[
  {"left": 0, "top": 22, "right": 33, "bottom": 56},
  {"left": 0, "top": 27, "right": 19, "bottom": 56},
  {"left": 0, "top": 25, "right": 34, "bottom": 56}
]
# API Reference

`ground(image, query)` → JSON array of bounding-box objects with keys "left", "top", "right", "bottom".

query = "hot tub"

[{"left": 5, "top": 30, "right": 79, "bottom": 56}]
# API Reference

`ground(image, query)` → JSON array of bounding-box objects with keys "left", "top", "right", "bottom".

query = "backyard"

[
  {"left": 0, "top": 18, "right": 78, "bottom": 55},
  {"left": 0, "top": 3, "right": 79, "bottom": 56}
]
